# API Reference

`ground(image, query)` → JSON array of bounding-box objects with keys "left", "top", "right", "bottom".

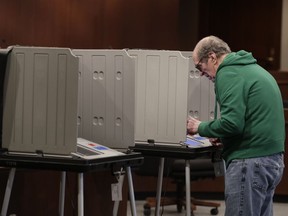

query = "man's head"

[{"left": 192, "top": 36, "right": 231, "bottom": 81}]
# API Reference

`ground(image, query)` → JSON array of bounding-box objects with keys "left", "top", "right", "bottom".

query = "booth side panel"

[
  {"left": 2, "top": 47, "right": 78, "bottom": 155},
  {"left": 181, "top": 51, "right": 216, "bottom": 122},
  {"left": 74, "top": 50, "right": 135, "bottom": 149},
  {"left": 128, "top": 50, "right": 189, "bottom": 144}
]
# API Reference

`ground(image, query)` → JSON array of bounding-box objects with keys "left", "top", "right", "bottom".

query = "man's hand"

[
  {"left": 187, "top": 116, "right": 201, "bottom": 135},
  {"left": 209, "top": 138, "right": 222, "bottom": 146}
]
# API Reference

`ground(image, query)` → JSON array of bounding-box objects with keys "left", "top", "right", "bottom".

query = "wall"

[
  {"left": 198, "top": 0, "right": 283, "bottom": 71},
  {"left": 281, "top": 0, "right": 288, "bottom": 70},
  {"left": 0, "top": 169, "right": 128, "bottom": 216},
  {"left": 0, "top": 0, "right": 285, "bottom": 70},
  {"left": 0, "top": 0, "right": 199, "bottom": 50}
]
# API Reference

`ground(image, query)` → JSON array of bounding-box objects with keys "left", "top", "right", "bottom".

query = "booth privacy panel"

[
  {"left": 75, "top": 49, "right": 190, "bottom": 147},
  {"left": 128, "top": 50, "right": 189, "bottom": 144},
  {"left": 74, "top": 49, "right": 135, "bottom": 149},
  {"left": 181, "top": 51, "right": 216, "bottom": 122},
  {"left": 0, "top": 48, "right": 11, "bottom": 147},
  {"left": 2, "top": 46, "right": 79, "bottom": 155}
]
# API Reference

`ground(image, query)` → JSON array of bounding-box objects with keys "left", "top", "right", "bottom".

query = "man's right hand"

[{"left": 209, "top": 138, "right": 222, "bottom": 146}]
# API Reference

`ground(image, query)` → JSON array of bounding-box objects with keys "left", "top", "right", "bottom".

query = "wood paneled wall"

[
  {"left": 0, "top": 0, "right": 283, "bottom": 71},
  {"left": 0, "top": 169, "right": 128, "bottom": 216},
  {"left": 0, "top": 0, "right": 198, "bottom": 50}
]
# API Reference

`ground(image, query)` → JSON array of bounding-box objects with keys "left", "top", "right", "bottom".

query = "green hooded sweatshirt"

[{"left": 198, "top": 50, "right": 285, "bottom": 164}]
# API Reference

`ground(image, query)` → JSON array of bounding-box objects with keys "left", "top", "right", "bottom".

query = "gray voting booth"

[
  {"left": 74, "top": 49, "right": 136, "bottom": 150},
  {"left": 2, "top": 46, "right": 79, "bottom": 155},
  {"left": 75, "top": 49, "right": 188, "bottom": 148},
  {"left": 128, "top": 50, "right": 189, "bottom": 145},
  {"left": 1, "top": 47, "right": 127, "bottom": 157},
  {"left": 1, "top": 47, "right": 216, "bottom": 153},
  {"left": 182, "top": 51, "right": 216, "bottom": 122},
  {"left": 75, "top": 49, "right": 216, "bottom": 149},
  {"left": 0, "top": 46, "right": 142, "bottom": 216},
  {"left": 0, "top": 46, "right": 217, "bottom": 216}
]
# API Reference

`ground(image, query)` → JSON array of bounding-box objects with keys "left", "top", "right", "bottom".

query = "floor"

[{"left": 127, "top": 200, "right": 288, "bottom": 216}]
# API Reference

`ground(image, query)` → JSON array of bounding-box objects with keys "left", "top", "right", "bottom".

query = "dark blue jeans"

[{"left": 224, "top": 153, "right": 284, "bottom": 216}]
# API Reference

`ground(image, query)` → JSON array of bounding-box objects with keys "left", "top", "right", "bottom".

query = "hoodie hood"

[{"left": 217, "top": 50, "right": 257, "bottom": 72}]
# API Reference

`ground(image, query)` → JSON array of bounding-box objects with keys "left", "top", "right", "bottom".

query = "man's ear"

[{"left": 209, "top": 52, "right": 217, "bottom": 64}]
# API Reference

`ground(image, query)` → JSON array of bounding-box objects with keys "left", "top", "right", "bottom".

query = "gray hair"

[{"left": 197, "top": 36, "right": 231, "bottom": 60}]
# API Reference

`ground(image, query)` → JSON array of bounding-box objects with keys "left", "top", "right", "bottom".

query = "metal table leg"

[
  {"left": 155, "top": 157, "right": 165, "bottom": 216},
  {"left": 185, "top": 160, "right": 191, "bottom": 216},
  {"left": 78, "top": 173, "right": 84, "bottom": 216},
  {"left": 59, "top": 171, "right": 66, "bottom": 216},
  {"left": 126, "top": 166, "right": 137, "bottom": 216},
  {"left": 1, "top": 168, "right": 16, "bottom": 216}
]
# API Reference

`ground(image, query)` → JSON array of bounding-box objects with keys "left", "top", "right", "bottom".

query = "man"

[{"left": 187, "top": 35, "right": 285, "bottom": 216}]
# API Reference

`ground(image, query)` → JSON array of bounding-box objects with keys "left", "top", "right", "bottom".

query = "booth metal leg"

[
  {"left": 113, "top": 174, "right": 125, "bottom": 216},
  {"left": 126, "top": 166, "right": 137, "bottom": 216},
  {"left": 1, "top": 168, "right": 16, "bottom": 216},
  {"left": 78, "top": 173, "right": 84, "bottom": 216},
  {"left": 155, "top": 157, "right": 165, "bottom": 216},
  {"left": 185, "top": 160, "right": 191, "bottom": 216},
  {"left": 59, "top": 171, "right": 66, "bottom": 216}
]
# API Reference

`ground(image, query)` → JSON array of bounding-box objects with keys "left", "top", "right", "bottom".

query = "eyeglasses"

[{"left": 195, "top": 56, "right": 205, "bottom": 72}]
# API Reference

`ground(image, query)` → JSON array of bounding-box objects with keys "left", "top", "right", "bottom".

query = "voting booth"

[
  {"left": 74, "top": 49, "right": 136, "bottom": 150},
  {"left": 182, "top": 51, "right": 216, "bottom": 122},
  {"left": 75, "top": 49, "right": 216, "bottom": 150},
  {"left": 128, "top": 50, "right": 189, "bottom": 145},
  {"left": 0, "top": 46, "right": 143, "bottom": 216},
  {"left": 2, "top": 46, "right": 79, "bottom": 155},
  {"left": 1, "top": 47, "right": 217, "bottom": 154},
  {"left": 0, "top": 46, "right": 217, "bottom": 216}
]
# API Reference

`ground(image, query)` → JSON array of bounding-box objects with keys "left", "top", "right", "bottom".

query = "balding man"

[{"left": 187, "top": 36, "right": 285, "bottom": 216}]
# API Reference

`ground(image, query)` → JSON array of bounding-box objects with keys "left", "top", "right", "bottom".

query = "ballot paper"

[{"left": 185, "top": 135, "right": 212, "bottom": 148}]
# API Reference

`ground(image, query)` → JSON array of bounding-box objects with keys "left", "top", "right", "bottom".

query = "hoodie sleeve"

[{"left": 198, "top": 70, "right": 246, "bottom": 138}]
